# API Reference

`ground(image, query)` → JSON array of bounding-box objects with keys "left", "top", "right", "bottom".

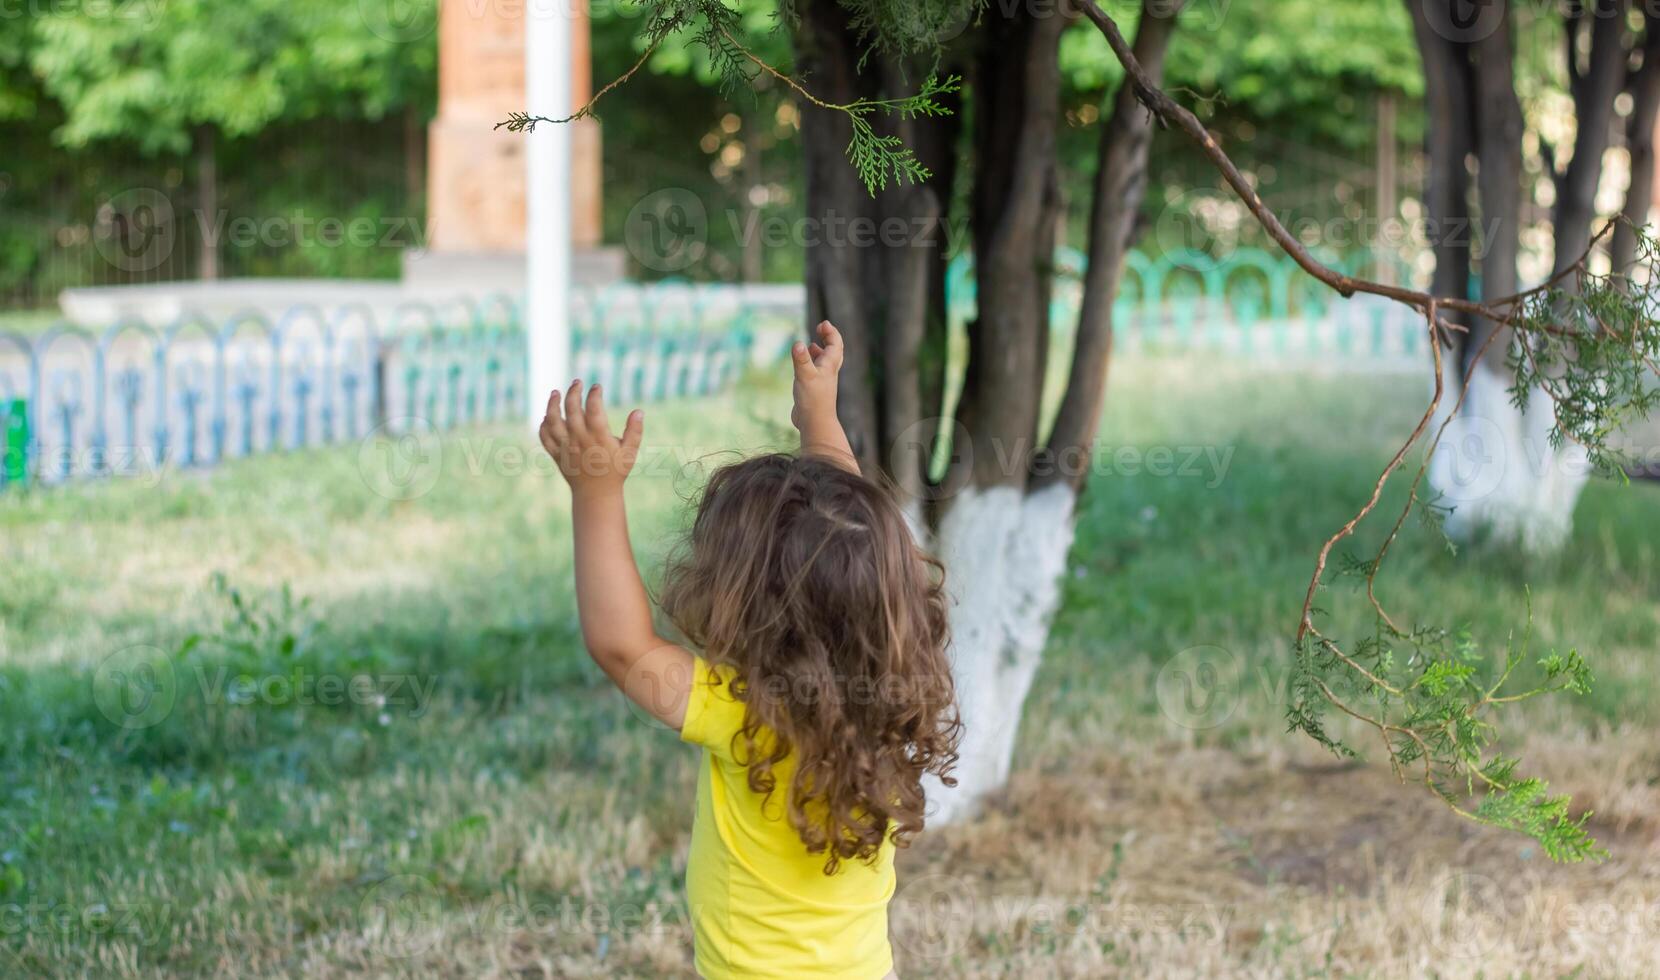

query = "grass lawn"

[
  {"left": 0, "top": 310, "right": 63, "bottom": 337},
  {"left": 2, "top": 357, "right": 1658, "bottom": 977}
]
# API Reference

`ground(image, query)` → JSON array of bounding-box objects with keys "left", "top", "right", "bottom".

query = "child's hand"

[
  {"left": 791, "top": 320, "right": 844, "bottom": 434},
  {"left": 790, "top": 321, "right": 858, "bottom": 471},
  {"left": 538, "top": 380, "right": 644, "bottom": 497}
]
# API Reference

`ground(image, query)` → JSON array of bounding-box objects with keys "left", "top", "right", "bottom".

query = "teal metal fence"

[
  {"left": 945, "top": 246, "right": 1428, "bottom": 362},
  {"left": 1, "top": 246, "right": 1430, "bottom": 491},
  {"left": 0, "top": 288, "right": 757, "bottom": 490}
]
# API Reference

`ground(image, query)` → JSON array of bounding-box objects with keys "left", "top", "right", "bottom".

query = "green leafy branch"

[
  {"left": 1508, "top": 229, "right": 1660, "bottom": 474},
  {"left": 792, "top": 72, "right": 960, "bottom": 192},
  {"left": 1290, "top": 596, "right": 1601, "bottom": 862},
  {"left": 1285, "top": 223, "right": 1660, "bottom": 864},
  {"left": 498, "top": 0, "right": 956, "bottom": 195},
  {"left": 1074, "top": 0, "right": 1660, "bottom": 862}
]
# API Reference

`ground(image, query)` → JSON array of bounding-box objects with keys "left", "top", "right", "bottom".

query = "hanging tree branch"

[
  {"left": 499, "top": 0, "right": 959, "bottom": 193},
  {"left": 1075, "top": 0, "right": 1660, "bottom": 862}
]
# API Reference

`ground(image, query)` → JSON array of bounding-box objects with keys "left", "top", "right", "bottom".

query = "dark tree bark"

[
  {"left": 1470, "top": 13, "right": 1525, "bottom": 373},
  {"left": 793, "top": 0, "right": 958, "bottom": 481},
  {"left": 196, "top": 124, "right": 219, "bottom": 281},
  {"left": 1400, "top": 0, "right": 1637, "bottom": 547},
  {"left": 1551, "top": 0, "right": 1630, "bottom": 276},
  {"left": 405, "top": 105, "right": 426, "bottom": 224},
  {"left": 788, "top": 0, "right": 1184, "bottom": 817},
  {"left": 1040, "top": 2, "right": 1182, "bottom": 489},
  {"left": 1406, "top": 0, "right": 1475, "bottom": 341},
  {"left": 951, "top": 4, "right": 1070, "bottom": 491},
  {"left": 1613, "top": 11, "right": 1660, "bottom": 278}
]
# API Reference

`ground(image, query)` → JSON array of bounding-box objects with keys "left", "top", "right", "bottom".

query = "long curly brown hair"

[{"left": 660, "top": 452, "right": 961, "bottom": 873}]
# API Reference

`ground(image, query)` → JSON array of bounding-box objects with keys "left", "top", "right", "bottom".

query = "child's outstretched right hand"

[
  {"left": 790, "top": 320, "right": 844, "bottom": 434},
  {"left": 538, "top": 380, "right": 644, "bottom": 497},
  {"left": 790, "top": 320, "right": 857, "bottom": 471}
]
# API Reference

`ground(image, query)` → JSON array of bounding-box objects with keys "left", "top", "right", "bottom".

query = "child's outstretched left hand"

[{"left": 538, "top": 380, "right": 645, "bottom": 497}]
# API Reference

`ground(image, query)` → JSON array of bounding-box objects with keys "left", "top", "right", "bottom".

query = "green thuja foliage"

[
  {"left": 501, "top": 0, "right": 960, "bottom": 194},
  {"left": 1291, "top": 225, "right": 1660, "bottom": 863},
  {"left": 1290, "top": 607, "right": 1599, "bottom": 861},
  {"left": 838, "top": 73, "right": 960, "bottom": 191},
  {"left": 1508, "top": 230, "right": 1660, "bottom": 472}
]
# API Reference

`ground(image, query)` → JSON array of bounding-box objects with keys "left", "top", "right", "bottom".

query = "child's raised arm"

[
  {"left": 791, "top": 320, "right": 859, "bottom": 473},
  {"left": 538, "top": 381, "right": 695, "bottom": 730}
]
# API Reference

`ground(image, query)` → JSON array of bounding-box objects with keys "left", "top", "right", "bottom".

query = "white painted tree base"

[
  {"left": 1428, "top": 359, "right": 1590, "bottom": 554},
  {"left": 923, "top": 482, "right": 1078, "bottom": 825}
]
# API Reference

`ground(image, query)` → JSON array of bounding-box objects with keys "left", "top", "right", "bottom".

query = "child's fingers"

[
  {"left": 816, "top": 320, "right": 845, "bottom": 369},
  {"left": 816, "top": 320, "right": 843, "bottom": 350},
  {"left": 585, "top": 383, "right": 610, "bottom": 438},
  {"left": 537, "top": 419, "right": 561, "bottom": 459},
  {"left": 539, "top": 389, "right": 567, "bottom": 445},
  {"left": 620, "top": 409, "right": 645, "bottom": 455},
  {"left": 808, "top": 343, "right": 826, "bottom": 359},
  {"left": 563, "top": 379, "right": 587, "bottom": 436},
  {"left": 790, "top": 341, "right": 816, "bottom": 378}
]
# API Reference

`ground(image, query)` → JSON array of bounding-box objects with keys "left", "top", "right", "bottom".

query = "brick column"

[{"left": 417, "top": 0, "right": 609, "bottom": 278}]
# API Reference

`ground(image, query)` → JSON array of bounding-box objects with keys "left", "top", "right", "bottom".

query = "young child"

[{"left": 537, "top": 320, "right": 961, "bottom": 979}]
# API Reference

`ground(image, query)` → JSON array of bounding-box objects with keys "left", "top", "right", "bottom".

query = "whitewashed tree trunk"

[
  {"left": 1428, "top": 358, "right": 1591, "bottom": 553},
  {"left": 923, "top": 483, "right": 1077, "bottom": 824}
]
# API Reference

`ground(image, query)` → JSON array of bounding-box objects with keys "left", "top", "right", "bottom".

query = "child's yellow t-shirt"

[{"left": 680, "top": 657, "right": 896, "bottom": 980}]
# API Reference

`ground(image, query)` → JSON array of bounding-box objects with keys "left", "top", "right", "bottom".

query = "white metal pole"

[{"left": 526, "top": 0, "right": 572, "bottom": 426}]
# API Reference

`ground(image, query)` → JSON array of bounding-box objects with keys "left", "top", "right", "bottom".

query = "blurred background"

[{"left": 2, "top": 1, "right": 1659, "bottom": 977}]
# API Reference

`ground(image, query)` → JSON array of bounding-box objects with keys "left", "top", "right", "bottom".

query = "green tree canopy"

[
  {"left": 1061, "top": 0, "right": 1422, "bottom": 145},
  {"left": 29, "top": 0, "right": 436, "bottom": 153}
]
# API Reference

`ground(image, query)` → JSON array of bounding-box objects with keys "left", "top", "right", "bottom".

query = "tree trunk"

[
  {"left": 1416, "top": 4, "right": 1628, "bottom": 552},
  {"left": 1550, "top": 0, "right": 1627, "bottom": 275},
  {"left": 793, "top": 0, "right": 1178, "bottom": 824},
  {"left": 1042, "top": 3, "right": 1181, "bottom": 490},
  {"left": 794, "top": 0, "right": 956, "bottom": 477},
  {"left": 404, "top": 105, "right": 426, "bottom": 226},
  {"left": 924, "top": 3, "right": 1070, "bottom": 822},
  {"left": 1405, "top": 1, "right": 1474, "bottom": 328},
  {"left": 196, "top": 124, "right": 219, "bottom": 281},
  {"left": 1613, "top": 12, "right": 1660, "bottom": 279}
]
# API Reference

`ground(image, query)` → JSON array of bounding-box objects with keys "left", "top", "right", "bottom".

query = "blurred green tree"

[{"left": 28, "top": 0, "right": 436, "bottom": 280}]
